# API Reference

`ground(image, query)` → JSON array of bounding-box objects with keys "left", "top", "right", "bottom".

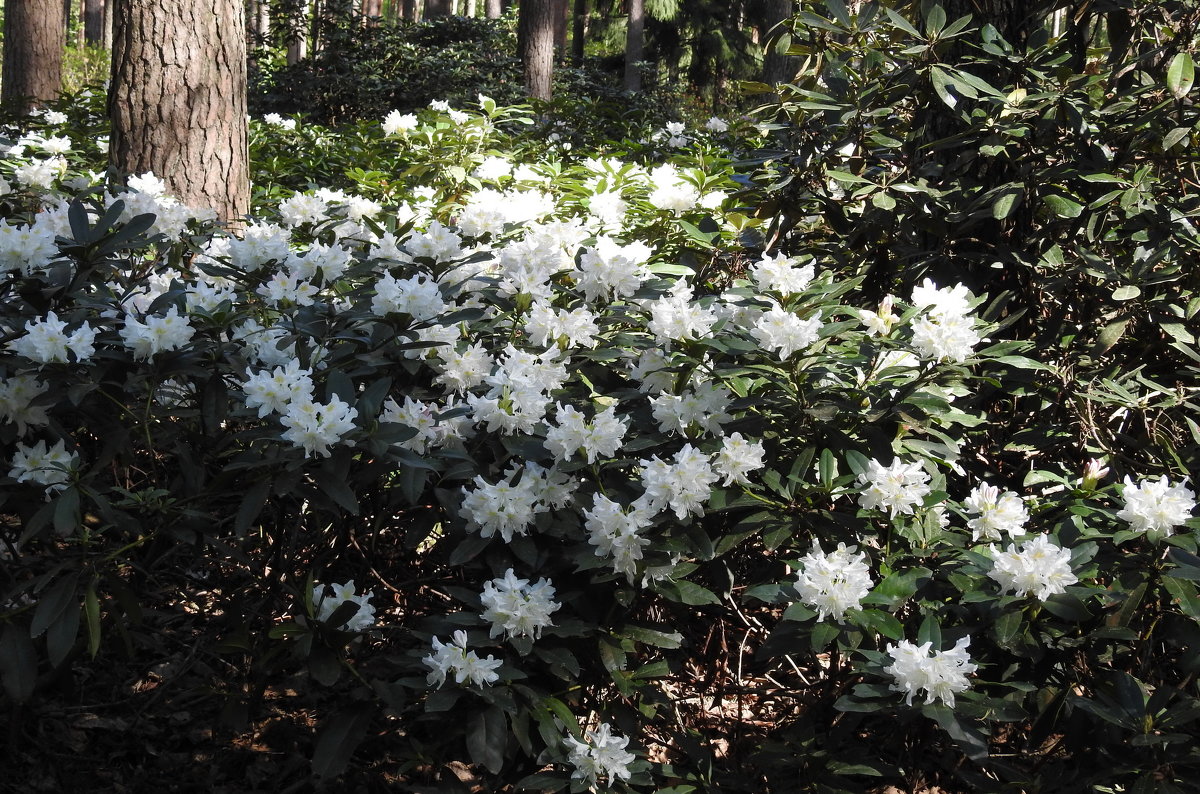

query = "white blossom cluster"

[
  {"left": 795, "top": 542, "right": 875, "bottom": 622},
  {"left": 9, "top": 439, "right": 78, "bottom": 496},
  {"left": 7, "top": 311, "right": 97, "bottom": 364},
  {"left": 963, "top": 481, "right": 1029, "bottom": 542},
  {"left": 479, "top": 568, "right": 561, "bottom": 640},
  {"left": 987, "top": 534, "right": 1078, "bottom": 600},
  {"left": 1117, "top": 475, "right": 1196, "bottom": 537},
  {"left": 563, "top": 723, "right": 636, "bottom": 787},
  {"left": 313, "top": 580, "right": 376, "bottom": 632},
  {"left": 908, "top": 279, "right": 982, "bottom": 363},
  {"left": 423, "top": 630, "right": 502, "bottom": 689},
  {"left": 885, "top": 636, "right": 977, "bottom": 708},
  {"left": 460, "top": 462, "right": 577, "bottom": 542},
  {"left": 857, "top": 457, "right": 932, "bottom": 517}
]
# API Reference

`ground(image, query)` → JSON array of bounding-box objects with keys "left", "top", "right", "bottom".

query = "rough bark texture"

[
  {"left": 109, "top": 0, "right": 250, "bottom": 222},
  {"left": 761, "top": 0, "right": 794, "bottom": 86},
  {"left": 2, "top": 0, "right": 67, "bottom": 111},
  {"left": 552, "top": 0, "right": 568, "bottom": 50},
  {"left": 519, "top": 0, "right": 555, "bottom": 99},
  {"left": 484, "top": 0, "right": 500, "bottom": 17},
  {"left": 84, "top": 0, "right": 107, "bottom": 45},
  {"left": 623, "top": 0, "right": 644, "bottom": 92}
]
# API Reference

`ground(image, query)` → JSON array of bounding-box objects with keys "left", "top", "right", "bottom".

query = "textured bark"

[
  {"left": 109, "top": 0, "right": 250, "bottom": 222},
  {"left": 552, "top": 0, "right": 568, "bottom": 50},
  {"left": 519, "top": 0, "right": 555, "bottom": 99},
  {"left": 623, "top": 0, "right": 644, "bottom": 92},
  {"left": 484, "top": 0, "right": 500, "bottom": 17},
  {"left": 761, "top": 0, "right": 794, "bottom": 86},
  {"left": 570, "top": 0, "right": 586, "bottom": 64},
  {"left": 425, "top": 0, "right": 452, "bottom": 17},
  {"left": 2, "top": 0, "right": 67, "bottom": 111},
  {"left": 84, "top": 0, "right": 107, "bottom": 45}
]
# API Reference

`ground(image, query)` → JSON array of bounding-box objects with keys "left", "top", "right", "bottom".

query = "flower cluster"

[
  {"left": 885, "top": 636, "right": 977, "bottom": 707},
  {"left": 423, "top": 630, "right": 502, "bottom": 689},
  {"left": 908, "top": 279, "right": 982, "bottom": 363},
  {"left": 563, "top": 722, "right": 636, "bottom": 787},
  {"left": 479, "top": 568, "right": 560, "bottom": 640},
  {"left": 795, "top": 542, "right": 875, "bottom": 622},
  {"left": 963, "top": 481, "right": 1029, "bottom": 542},
  {"left": 1117, "top": 475, "right": 1196, "bottom": 537},
  {"left": 987, "top": 534, "right": 1078, "bottom": 601},
  {"left": 313, "top": 580, "right": 376, "bottom": 632},
  {"left": 857, "top": 457, "right": 932, "bottom": 517}
]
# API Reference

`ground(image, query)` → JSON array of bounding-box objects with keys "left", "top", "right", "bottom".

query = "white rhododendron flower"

[
  {"left": 120, "top": 307, "right": 195, "bottom": 360},
  {"left": 564, "top": 722, "right": 636, "bottom": 787},
  {"left": 885, "top": 636, "right": 977, "bottom": 707},
  {"left": 639, "top": 443, "right": 718, "bottom": 519},
  {"left": 751, "top": 305, "right": 823, "bottom": 359},
  {"left": 242, "top": 360, "right": 315, "bottom": 418},
  {"left": 382, "top": 109, "right": 418, "bottom": 135},
  {"left": 279, "top": 395, "right": 358, "bottom": 458},
  {"left": 857, "top": 458, "right": 932, "bottom": 517},
  {"left": 750, "top": 252, "right": 815, "bottom": 294},
  {"left": 1117, "top": 475, "right": 1196, "bottom": 537},
  {"left": 480, "top": 568, "right": 560, "bottom": 640},
  {"left": 423, "top": 630, "right": 502, "bottom": 688},
  {"left": 313, "top": 580, "right": 375, "bottom": 632},
  {"left": 964, "top": 482, "right": 1029, "bottom": 542},
  {"left": 584, "top": 493, "right": 654, "bottom": 581},
  {"left": 8, "top": 311, "right": 97, "bottom": 364},
  {"left": 988, "top": 534, "right": 1078, "bottom": 600},
  {"left": 795, "top": 542, "right": 874, "bottom": 622},
  {"left": 713, "top": 432, "right": 766, "bottom": 485},
  {"left": 545, "top": 403, "right": 627, "bottom": 463},
  {"left": 0, "top": 375, "right": 51, "bottom": 434},
  {"left": 10, "top": 439, "right": 78, "bottom": 495}
]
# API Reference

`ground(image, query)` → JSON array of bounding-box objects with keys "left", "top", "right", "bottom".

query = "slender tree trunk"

[
  {"left": 425, "top": 0, "right": 452, "bottom": 17},
  {"left": 83, "top": 0, "right": 106, "bottom": 45},
  {"left": 552, "top": 0, "right": 568, "bottom": 51},
  {"left": 518, "top": 0, "right": 554, "bottom": 99},
  {"left": 485, "top": 0, "right": 500, "bottom": 17},
  {"left": 623, "top": 0, "right": 644, "bottom": 92},
  {"left": 570, "top": 0, "right": 586, "bottom": 63},
  {"left": 761, "top": 0, "right": 794, "bottom": 86},
  {"left": 2, "top": 0, "right": 67, "bottom": 111},
  {"left": 286, "top": 0, "right": 310, "bottom": 63},
  {"left": 463, "top": 0, "right": 475, "bottom": 17},
  {"left": 403, "top": 0, "right": 421, "bottom": 20},
  {"left": 109, "top": 0, "right": 250, "bottom": 222}
]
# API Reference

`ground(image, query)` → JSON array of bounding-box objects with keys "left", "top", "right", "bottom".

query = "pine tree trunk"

[
  {"left": 570, "top": 0, "right": 586, "bottom": 64},
  {"left": 286, "top": 0, "right": 310, "bottom": 63},
  {"left": 403, "top": 0, "right": 421, "bottom": 20},
  {"left": 484, "top": 0, "right": 500, "bottom": 17},
  {"left": 552, "top": 0, "right": 568, "bottom": 51},
  {"left": 2, "top": 0, "right": 67, "bottom": 111},
  {"left": 363, "top": 0, "right": 382, "bottom": 23},
  {"left": 623, "top": 0, "right": 644, "bottom": 92},
  {"left": 426, "top": 0, "right": 452, "bottom": 17},
  {"left": 83, "top": 0, "right": 105, "bottom": 44},
  {"left": 109, "top": 0, "right": 250, "bottom": 222},
  {"left": 518, "top": 0, "right": 554, "bottom": 99},
  {"left": 761, "top": 0, "right": 794, "bottom": 86}
]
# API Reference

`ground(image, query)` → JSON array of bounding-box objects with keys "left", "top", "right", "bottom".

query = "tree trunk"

[
  {"left": 570, "top": 0, "right": 586, "bottom": 64},
  {"left": 363, "top": 0, "right": 382, "bottom": 23},
  {"left": 83, "top": 0, "right": 106, "bottom": 45},
  {"left": 518, "top": 0, "right": 554, "bottom": 99},
  {"left": 285, "top": 0, "right": 310, "bottom": 63},
  {"left": 109, "top": 0, "right": 250, "bottom": 222},
  {"left": 425, "top": 0, "right": 452, "bottom": 17},
  {"left": 623, "top": 0, "right": 643, "bottom": 92},
  {"left": 463, "top": 0, "right": 475, "bottom": 17},
  {"left": 403, "top": 0, "right": 421, "bottom": 20},
  {"left": 552, "top": 0, "right": 568, "bottom": 51},
  {"left": 2, "top": 0, "right": 67, "bottom": 111},
  {"left": 484, "top": 0, "right": 500, "bottom": 17},
  {"left": 761, "top": 0, "right": 794, "bottom": 86}
]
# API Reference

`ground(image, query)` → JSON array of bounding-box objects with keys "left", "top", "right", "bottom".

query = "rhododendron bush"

[{"left": 3, "top": 8, "right": 1200, "bottom": 792}]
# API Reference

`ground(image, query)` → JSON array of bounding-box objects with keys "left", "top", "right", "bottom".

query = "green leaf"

[
  {"left": 311, "top": 703, "right": 374, "bottom": 779},
  {"left": 46, "top": 599, "right": 80, "bottom": 668},
  {"left": 871, "top": 191, "right": 896, "bottom": 210},
  {"left": 852, "top": 608, "right": 904, "bottom": 640},
  {"left": 811, "top": 621, "right": 839, "bottom": 651},
  {"left": 31, "top": 573, "right": 80, "bottom": 639},
  {"left": 925, "top": 4, "right": 946, "bottom": 35},
  {"left": 624, "top": 624, "right": 683, "bottom": 649},
  {"left": 1112, "top": 285, "right": 1141, "bottom": 301},
  {"left": 467, "top": 706, "right": 507, "bottom": 775},
  {"left": 1042, "top": 194, "right": 1083, "bottom": 218},
  {"left": 1164, "top": 126, "right": 1192, "bottom": 151},
  {"left": 1168, "top": 52, "right": 1195, "bottom": 100},
  {"left": 234, "top": 477, "right": 272, "bottom": 535},
  {"left": 84, "top": 580, "right": 102, "bottom": 658},
  {"left": 660, "top": 580, "right": 721, "bottom": 606},
  {"left": 991, "top": 186, "right": 1022, "bottom": 219},
  {"left": 0, "top": 623, "right": 37, "bottom": 703}
]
